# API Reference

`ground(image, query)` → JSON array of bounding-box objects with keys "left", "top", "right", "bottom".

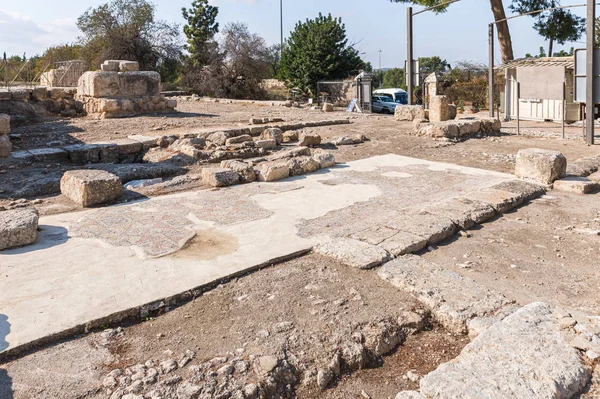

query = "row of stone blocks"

[
  {"left": 78, "top": 95, "right": 177, "bottom": 119},
  {"left": 413, "top": 118, "right": 502, "bottom": 138},
  {"left": 8, "top": 119, "right": 351, "bottom": 165}
]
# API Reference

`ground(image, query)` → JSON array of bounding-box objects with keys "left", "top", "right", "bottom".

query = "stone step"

[{"left": 553, "top": 177, "right": 600, "bottom": 194}]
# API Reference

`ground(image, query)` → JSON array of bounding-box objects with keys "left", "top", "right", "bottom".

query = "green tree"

[
  {"left": 182, "top": 0, "right": 219, "bottom": 67},
  {"left": 77, "top": 0, "right": 182, "bottom": 71},
  {"left": 382, "top": 68, "right": 406, "bottom": 89},
  {"left": 390, "top": 0, "right": 514, "bottom": 62},
  {"left": 419, "top": 56, "right": 450, "bottom": 79},
  {"left": 510, "top": 0, "right": 585, "bottom": 57},
  {"left": 278, "top": 13, "right": 365, "bottom": 94}
]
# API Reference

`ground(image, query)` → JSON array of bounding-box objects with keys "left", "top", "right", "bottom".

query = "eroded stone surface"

[
  {"left": 201, "top": 168, "right": 240, "bottom": 187},
  {"left": 0, "top": 208, "right": 39, "bottom": 250},
  {"left": 515, "top": 148, "right": 567, "bottom": 184},
  {"left": 553, "top": 177, "right": 599, "bottom": 194},
  {"left": 60, "top": 170, "right": 123, "bottom": 207},
  {"left": 422, "top": 198, "right": 496, "bottom": 230},
  {"left": 395, "top": 105, "right": 425, "bottom": 121},
  {"left": 378, "top": 255, "right": 512, "bottom": 333},
  {"left": 315, "top": 237, "right": 391, "bottom": 269},
  {"left": 256, "top": 161, "right": 289, "bottom": 182},
  {"left": 462, "top": 188, "right": 523, "bottom": 213},
  {"left": 419, "top": 303, "right": 591, "bottom": 399}
]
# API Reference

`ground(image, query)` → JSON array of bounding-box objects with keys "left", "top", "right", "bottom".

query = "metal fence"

[{"left": 41, "top": 60, "right": 87, "bottom": 88}]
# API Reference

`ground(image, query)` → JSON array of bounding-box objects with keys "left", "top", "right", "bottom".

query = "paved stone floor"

[{"left": 0, "top": 154, "right": 513, "bottom": 358}]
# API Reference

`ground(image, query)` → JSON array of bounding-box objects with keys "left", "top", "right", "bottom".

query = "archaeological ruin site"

[{"left": 2, "top": 0, "right": 600, "bottom": 398}]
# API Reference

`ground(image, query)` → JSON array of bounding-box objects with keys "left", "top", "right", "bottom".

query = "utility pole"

[
  {"left": 407, "top": 7, "right": 414, "bottom": 105},
  {"left": 489, "top": 24, "right": 495, "bottom": 118},
  {"left": 586, "top": 0, "right": 596, "bottom": 145},
  {"left": 378, "top": 50, "right": 383, "bottom": 70},
  {"left": 280, "top": 0, "right": 284, "bottom": 56}
]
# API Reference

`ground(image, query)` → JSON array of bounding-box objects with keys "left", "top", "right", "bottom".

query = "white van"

[{"left": 373, "top": 88, "right": 408, "bottom": 105}]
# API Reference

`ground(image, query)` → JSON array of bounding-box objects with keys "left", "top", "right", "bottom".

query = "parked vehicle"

[
  {"left": 373, "top": 88, "right": 408, "bottom": 104},
  {"left": 371, "top": 96, "right": 399, "bottom": 114}
]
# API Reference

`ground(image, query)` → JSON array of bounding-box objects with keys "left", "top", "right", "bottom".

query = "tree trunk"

[
  {"left": 489, "top": 0, "right": 514, "bottom": 63},
  {"left": 548, "top": 39, "right": 554, "bottom": 58}
]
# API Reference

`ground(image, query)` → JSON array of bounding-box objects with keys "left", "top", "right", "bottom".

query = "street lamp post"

[
  {"left": 586, "top": 0, "right": 595, "bottom": 145},
  {"left": 407, "top": 7, "right": 414, "bottom": 105}
]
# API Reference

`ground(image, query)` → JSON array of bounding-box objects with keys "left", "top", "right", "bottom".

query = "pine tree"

[{"left": 182, "top": 0, "right": 219, "bottom": 67}]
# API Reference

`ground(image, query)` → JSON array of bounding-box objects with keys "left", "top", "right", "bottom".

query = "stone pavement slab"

[
  {"left": 0, "top": 154, "right": 514, "bottom": 359},
  {"left": 417, "top": 302, "right": 591, "bottom": 399}
]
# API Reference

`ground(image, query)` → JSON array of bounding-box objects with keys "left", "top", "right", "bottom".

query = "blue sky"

[{"left": 0, "top": 0, "right": 590, "bottom": 67}]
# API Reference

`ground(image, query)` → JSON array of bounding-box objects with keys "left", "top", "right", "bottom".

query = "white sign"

[{"left": 573, "top": 48, "right": 600, "bottom": 103}]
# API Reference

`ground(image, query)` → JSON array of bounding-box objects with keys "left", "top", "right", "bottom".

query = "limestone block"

[
  {"left": 315, "top": 237, "right": 391, "bottom": 270},
  {"left": 313, "top": 152, "right": 336, "bottom": 168},
  {"left": 287, "top": 156, "right": 320, "bottom": 176},
  {"left": 63, "top": 144, "right": 101, "bottom": 164},
  {"left": 0, "top": 114, "right": 10, "bottom": 135},
  {"left": 78, "top": 71, "right": 120, "bottom": 97},
  {"left": 121, "top": 99, "right": 134, "bottom": 112},
  {"left": 201, "top": 167, "right": 240, "bottom": 187},
  {"left": 423, "top": 198, "right": 496, "bottom": 230},
  {"left": 113, "top": 139, "right": 143, "bottom": 155},
  {"left": 31, "top": 87, "right": 48, "bottom": 101},
  {"left": 119, "top": 61, "right": 139, "bottom": 72},
  {"left": 259, "top": 128, "right": 283, "bottom": 145},
  {"left": 255, "top": 139, "right": 277, "bottom": 150},
  {"left": 587, "top": 170, "right": 600, "bottom": 183},
  {"left": 323, "top": 103, "right": 334, "bottom": 112},
  {"left": 419, "top": 302, "right": 591, "bottom": 398},
  {"left": 166, "top": 99, "right": 177, "bottom": 109},
  {"left": 282, "top": 131, "right": 298, "bottom": 142},
  {"left": 515, "top": 148, "right": 567, "bottom": 184},
  {"left": 298, "top": 132, "right": 322, "bottom": 147},
  {"left": 119, "top": 71, "right": 161, "bottom": 97},
  {"left": 0, "top": 135, "right": 12, "bottom": 158},
  {"left": 448, "top": 104, "right": 457, "bottom": 120},
  {"left": 386, "top": 211, "right": 456, "bottom": 246},
  {"left": 128, "top": 135, "right": 160, "bottom": 150},
  {"left": 60, "top": 170, "right": 123, "bottom": 207},
  {"left": 256, "top": 161, "right": 290, "bottom": 182},
  {"left": 225, "top": 134, "right": 252, "bottom": 146},
  {"left": 29, "top": 148, "right": 68, "bottom": 162},
  {"left": 206, "top": 131, "right": 229, "bottom": 146},
  {"left": 394, "top": 105, "right": 425, "bottom": 121},
  {"left": 429, "top": 95, "right": 449, "bottom": 123},
  {"left": 378, "top": 231, "right": 428, "bottom": 257},
  {"left": 221, "top": 160, "right": 256, "bottom": 183},
  {"left": 566, "top": 157, "right": 600, "bottom": 177},
  {"left": 462, "top": 188, "right": 524, "bottom": 214},
  {"left": 491, "top": 180, "right": 546, "bottom": 202},
  {"left": 553, "top": 177, "right": 600, "bottom": 194},
  {"left": 101, "top": 60, "right": 120, "bottom": 72},
  {"left": 0, "top": 208, "right": 39, "bottom": 250}
]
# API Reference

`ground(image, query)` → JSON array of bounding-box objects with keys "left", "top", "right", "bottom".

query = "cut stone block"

[
  {"left": 256, "top": 161, "right": 289, "bottom": 182},
  {"left": 220, "top": 160, "right": 256, "bottom": 183},
  {"left": 100, "top": 60, "right": 120, "bottom": 72},
  {"left": 350, "top": 225, "right": 399, "bottom": 245},
  {"left": 259, "top": 128, "right": 283, "bottom": 145},
  {"left": 225, "top": 134, "right": 252, "bottom": 146},
  {"left": 0, "top": 113, "right": 10, "bottom": 134},
  {"left": 10, "top": 150, "right": 33, "bottom": 162},
  {"left": 128, "top": 135, "right": 160, "bottom": 150},
  {"left": 588, "top": 170, "right": 600, "bottom": 183},
  {"left": 313, "top": 152, "right": 336, "bottom": 168},
  {"left": 429, "top": 95, "right": 449, "bottom": 123},
  {"left": 553, "top": 177, "right": 600, "bottom": 194},
  {"left": 491, "top": 179, "right": 546, "bottom": 202},
  {"left": 423, "top": 198, "right": 496, "bottom": 230},
  {"left": 378, "top": 255, "right": 512, "bottom": 334},
  {"left": 166, "top": 99, "right": 177, "bottom": 109},
  {"left": 462, "top": 188, "right": 524, "bottom": 214},
  {"left": 395, "top": 105, "right": 425, "bottom": 121},
  {"left": 113, "top": 139, "right": 143, "bottom": 155},
  {"left": 29, "top": 147, "right": 68, "bottom": 163},
  {"left": 118, "top": 61, "right": 139, "bottom": 72},
  {"left": 566, "top": 157, "right": 600, "bottom": 177},
  {"left": 315, "top": 237, "right": 391, "bottom": 270},
  {"left": 378, "top": 231, "right": 429, "bottom": 257},
  {"left": 201, "top": 167, "right": 240, "bottom": 187},
  {"left": 323, "top": 103, "right": 334, "bottom": 112},
  {"left": 78, "top": 71, "right": 161, "bottom": 98},
  {"left": 515, "top": 148, "right": 567, "bottom": 184},
  {"left": 287, "top": 156, "right": 320, "bottom": 176},
  {"left": 94, "top": 143, "right": 120, "bottom": 163},
  {"left": 386, "top": 211, "right": 456, "bottom": 246},
  {"left": 0, "top": 208, "right": 39, "bottom": 251},
  {"left": 419, "top": 303, "right": 591, "bottom": 399},
  {"left": 282, "top": 131, "right": 298, "bottom": 142},
  {"left": 60, "top": 170, "right": 123, "bottom": 207},
  {"left": 298, "top": 132, "right": 322, "bottom": 147},
  {"left": 63, "top": 144, "right": 101, "bottom": 164},
  {"left": 0, "top": 134, "right": 11, "bottom": 158}
]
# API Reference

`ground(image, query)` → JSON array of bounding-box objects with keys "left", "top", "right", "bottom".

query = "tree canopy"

[
  {"left": 77, "top": 0, "right": 181, "bottom": 71},
  {"left": 182, "top": 0, "right": 220, "bottom": 67},
  {"left": 278, "top": 13, "right": 365, "bottom": 95},
  {"left": 509, "top": 0, "right": 585, "bottom": 57}
]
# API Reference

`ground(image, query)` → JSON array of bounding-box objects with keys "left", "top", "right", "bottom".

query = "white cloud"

[{"left": 0, "top": 9, "right": 79, "bottom": 57}]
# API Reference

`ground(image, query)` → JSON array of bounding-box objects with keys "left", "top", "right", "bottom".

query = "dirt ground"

[
  {"left": 2, "top": 101, "right": 600, "bottom": 398},
  {"left": 0, "top": 254, "right": 466, "bottom": 399}
]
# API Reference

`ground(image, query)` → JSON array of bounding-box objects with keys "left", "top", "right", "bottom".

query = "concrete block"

[
  {"left": 515, "top": 148, "right": 567, "bottom": 184},
  {"left": 0, "top": 208, "right": 39, "bottom": 251},
  {"left": 60, "top": 170, "right": 123, "bottom": 207},
  {"left": 201, "top": 167, "right": 240, "bottom": 187}
]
